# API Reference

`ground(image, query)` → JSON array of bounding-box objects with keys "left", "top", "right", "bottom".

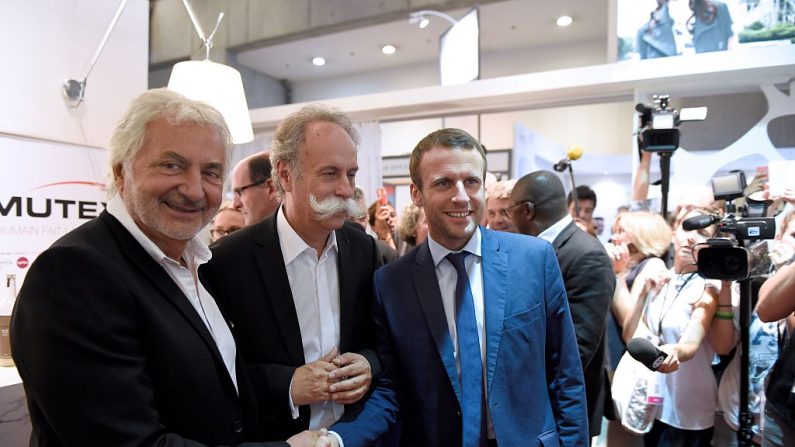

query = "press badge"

[{"left": 647, "top": 372, "right": 664, "bottom": 405}]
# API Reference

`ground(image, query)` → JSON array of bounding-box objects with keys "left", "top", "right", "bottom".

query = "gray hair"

[
  {"left": 270, "top": 104, "right": 359, "bottom": 194},
  {"left": 107, "top": 88, "right": 232, "bottom": 196}
]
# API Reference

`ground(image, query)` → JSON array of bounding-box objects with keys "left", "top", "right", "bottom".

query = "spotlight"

[
  {"left": 556, "top": 15, "right": 573, "bottom": 27},
  {"left": 381, "top": 44, "right": 396, "bottom": 55},
  {"left": 312, "top": 56, "right": 326, "bottom": 66}
]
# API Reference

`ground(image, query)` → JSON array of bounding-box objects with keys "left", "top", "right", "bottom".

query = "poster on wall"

[
  {"left": 617, "top": 0, "right": 795, "bottom": 61},
  {"left": 0, "top": 135, "right": 107, "bottom": 288}
]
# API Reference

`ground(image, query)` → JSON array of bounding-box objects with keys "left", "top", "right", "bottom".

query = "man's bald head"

[{"left": 510, "top": 170, "right": 569, "bottom": 236}]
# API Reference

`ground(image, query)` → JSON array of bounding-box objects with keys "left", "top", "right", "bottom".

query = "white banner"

[{"left": 0, "top": 135, "right": 107, "bottom": 288}]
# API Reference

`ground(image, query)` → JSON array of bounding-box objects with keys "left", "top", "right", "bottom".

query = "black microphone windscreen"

[
  {"left": 682, "top": 214, "right": 719, "bottom": 231},
  {"left": 627, "top": 337, "right": 667, "bottom": 371},
  {"left": 636, "top": 103, "right": 650, "bottom": 113}
]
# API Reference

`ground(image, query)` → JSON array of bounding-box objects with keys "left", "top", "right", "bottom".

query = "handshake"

[{"left": 288, "top": 429, "right": 339, "bottom": 447}]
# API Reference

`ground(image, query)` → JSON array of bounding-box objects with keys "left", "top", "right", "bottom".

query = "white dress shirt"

[
  {"left": 537, "top": 214, "right": 573, "bottom": 244},
  {"left": 106, "top": 195, "right": 238, "bottom": 391},
  {"left": 427, "top": 228, "right": 495, "bottom": 439},
  {"left": 276, "top": 207, "right": 344, "bottom": 429}
]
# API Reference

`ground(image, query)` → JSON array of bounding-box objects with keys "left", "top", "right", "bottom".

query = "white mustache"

[{"left": 309, "top": 194, "right": 365, "bottom": 220}]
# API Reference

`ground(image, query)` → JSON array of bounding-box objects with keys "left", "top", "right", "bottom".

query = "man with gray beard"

[{"left": 201, "top": 105, "right": 382, "bottom": 444}]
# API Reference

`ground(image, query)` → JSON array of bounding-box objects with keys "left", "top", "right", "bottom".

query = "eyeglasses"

[
  {"left": 233, "top": 179, "right": 267, "bottom": 197},
  {"left": 507, "top": 200, "right": 534, "bottom": 213},
  {"left": 210, "top": 226, "right": 241, "bottom": 238}
]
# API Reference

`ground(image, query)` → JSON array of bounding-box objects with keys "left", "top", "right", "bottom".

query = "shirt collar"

[
  {"left": 106, "top": 194, "right": 211, "bottom": 266},
  {"left": 538, "top": 214, "right": 573, "bottom": 244},
  {"left": 276, "top": 206, "right": 338, "bottom": 265},
  {"left": 427, "top": 226, "right": 482, "bottom": 268}
]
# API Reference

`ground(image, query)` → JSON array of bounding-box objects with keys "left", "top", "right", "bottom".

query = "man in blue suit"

[{"left": 323, "top": 128, "right": 588, "bottom": 447}]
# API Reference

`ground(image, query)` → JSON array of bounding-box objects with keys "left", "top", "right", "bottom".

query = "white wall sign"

[{"left": 0, "top": 135, "right": 107, "bottom": 287}]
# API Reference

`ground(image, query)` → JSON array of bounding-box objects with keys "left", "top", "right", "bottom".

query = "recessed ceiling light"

[
  {"left": 419, "top": 18, "right": 430, "bottom": 29},
  {"left": 556, "top": 15, "right": 573, "bottom": 27},
  {"left": 312, "top": 56, "right": 326, "bottom": 66},
  {"left": 381, "top": 44, "right": 396, "bottom": 55}
]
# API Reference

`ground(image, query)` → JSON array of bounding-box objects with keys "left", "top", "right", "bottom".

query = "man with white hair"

[
  {"left": 485, "top": 179, "right": 518, "bottom": 233},
  {"left": 11, "top": 89, "right": 316, "bottom": 446},
  {"left": 202, "top": 104, "right": 381, "bottom": 443}
]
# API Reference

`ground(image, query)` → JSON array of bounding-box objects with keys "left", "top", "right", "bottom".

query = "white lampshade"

[{"left": 167, "top": 60, "right": 254, "bottom": 144}]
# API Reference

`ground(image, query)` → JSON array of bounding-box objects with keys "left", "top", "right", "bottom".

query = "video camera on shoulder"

[{"left": 693, "top": 171, "right": 776, "bottom": 280}]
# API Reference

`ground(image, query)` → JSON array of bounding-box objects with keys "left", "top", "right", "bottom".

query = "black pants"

[{"left": 644, "top": 420, "right": 714, "bottom": 447}]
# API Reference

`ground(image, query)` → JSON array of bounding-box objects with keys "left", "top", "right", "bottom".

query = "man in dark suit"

[
  {"left": 323, "top": 128, "right": 588, "bottom": 447},
  {"left": 10, "top": 89, "right": 316, "bottom": 446},
  {"left": 202, "top": 105, "right": 380, "bottom": 444},
  {"left": 511, "top": 170, "right": 615, "bottom": 438}
]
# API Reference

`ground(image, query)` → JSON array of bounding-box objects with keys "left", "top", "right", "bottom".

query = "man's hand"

[
  {"left": 315, "top": 432, "right": 340, "bottom": 447},
  {"left": 328, "top": 352, "right": 372, "bottom": 405},
  {"left": 287, "top": 429, "right": 325, "bottom": 447},
  {"left": 291, "top": 348, "right": 339, "bottom": 406}
]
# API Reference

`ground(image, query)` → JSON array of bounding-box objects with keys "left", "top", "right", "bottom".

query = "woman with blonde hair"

[
  {"left": 397, "top": 203, "right": 428, "bottom": 256},
  {"left": 618, "top": 207, "right": 722, "bottom": 446}
]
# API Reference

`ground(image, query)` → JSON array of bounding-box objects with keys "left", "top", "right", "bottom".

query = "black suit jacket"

[
  {"left": 202, "top": 213, "right": 381, "bottom": 441},
  {"left": 552, "top": 221, "right": 615, "bottom": 437},
  {"left": 10, "top": 211, "right": 285, "bottom": 447}
]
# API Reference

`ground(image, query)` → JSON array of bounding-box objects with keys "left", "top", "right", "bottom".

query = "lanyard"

[{"left": 655, "top": 272, "right": 699, "bottom": 339}]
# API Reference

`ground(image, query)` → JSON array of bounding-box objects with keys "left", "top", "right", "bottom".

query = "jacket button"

[{"left": 232, "top": 420, "right": 243, "bottom": 434}]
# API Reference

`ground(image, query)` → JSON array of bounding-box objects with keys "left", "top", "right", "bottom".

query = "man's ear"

[
  {"left": 266, "top": 178, "right": 278, "bottom": 197},
  {"left": 410, "top": 183, "right": 422, "bottom": 207},
  {"left": 276, "top": 160, "right": 292, "bottom": 193},
  {"left": 112, "top": 163, "right": 125, "bottom": 194}
]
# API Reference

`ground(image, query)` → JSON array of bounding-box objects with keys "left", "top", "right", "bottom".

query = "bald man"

[
  {"left": 510, "top": 170, "right": 615, "bottom": 438},
  {"left": 232, "top": 152, "right": 281, "bottom": 226}
]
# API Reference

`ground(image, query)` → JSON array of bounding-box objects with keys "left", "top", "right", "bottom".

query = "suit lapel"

[
  {"left": 552, "top": 221, "right": 577, "bottom": 253},
  {"left": 412, "top": 242, "right": 462, "bottom": 405},
  {"left": 481, "top": 229, "right": 507, "bottom": 397},
  {"left": 100, "top": 212, "right": 228, "bottom": 376},
  {"left": 252, "top": 216, "right": 306, "bottom": 366},
  {"left": 336, "top": 226, "right": 354, "bottom": 352}
]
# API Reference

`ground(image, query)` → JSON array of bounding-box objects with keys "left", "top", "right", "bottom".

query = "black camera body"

[
  {"left": 637, "top": 95, "right": 705, "bottom": 152},
  {"left": 695, "top": 171, "right": 776, "bottom": 281}
]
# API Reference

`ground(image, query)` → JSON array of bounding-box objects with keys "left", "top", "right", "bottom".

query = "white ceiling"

[{"left": 235, "top": 0, "right": 609, "bottom": 82}]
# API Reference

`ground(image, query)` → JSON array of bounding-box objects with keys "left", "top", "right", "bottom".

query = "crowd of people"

[{"left": 8, "top": 88, "right": 795, "bottom": 447}]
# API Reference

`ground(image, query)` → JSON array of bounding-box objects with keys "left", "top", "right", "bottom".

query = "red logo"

[{"left": 16, "top": 257, "right": 29, "bottom": 269}]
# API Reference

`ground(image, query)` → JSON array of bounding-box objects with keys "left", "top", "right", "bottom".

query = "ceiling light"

[
  {"left": 556, "top": 15, "right": 573, "bottom": 27},
  {"left": 419, "top": 18, "right": 430, "bottom": 28},
  {"left": 381, "top": 44, "right": 396, "bottom": 55},
  {"left": 168, "top": 0, "right": 253, "bottom": 144},
  {"left": 312, "top": 56, "right": 326, "bottom": 66}
]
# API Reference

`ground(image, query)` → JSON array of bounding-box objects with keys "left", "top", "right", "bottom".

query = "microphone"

[
  {"left": 553, "top": 145, "right": 584, "bottom": 172},
  {"left": 681, "top": 214, "right": 721, "bottom": 231},
  {"left": 627, "top": 338, "right": 668, "bottom": 371}
]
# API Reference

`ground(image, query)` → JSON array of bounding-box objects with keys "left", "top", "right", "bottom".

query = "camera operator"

[
  {"left": 756, "top": 232, "right": 795, "bottom": 447},
  {"left": 708, "top": 273, "right": 781, "bottom": 446}
]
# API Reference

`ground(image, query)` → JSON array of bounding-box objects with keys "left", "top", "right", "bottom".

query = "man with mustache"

[
  {"left": 202, "top": 105, "right": 381, "bottom": 443},
  {"left": 10, "top": 89, "right": 318, "bottom": 446}
]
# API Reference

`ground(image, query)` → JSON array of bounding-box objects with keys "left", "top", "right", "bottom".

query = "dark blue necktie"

[{"left": 446, "top": 252, "right": 486, "bottom": 447}]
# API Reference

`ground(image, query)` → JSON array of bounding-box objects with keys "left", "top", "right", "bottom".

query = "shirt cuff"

[
  {"left": 329, "top": 431, "right": 344, "bottom": 447},
  {"left": 288, "top": 377, "right": 299, "bottom": 419}
]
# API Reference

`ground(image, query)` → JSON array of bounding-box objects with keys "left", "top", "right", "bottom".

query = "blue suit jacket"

[{"left": 333, "top": 228, "right": 588, "bottom": 446}]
